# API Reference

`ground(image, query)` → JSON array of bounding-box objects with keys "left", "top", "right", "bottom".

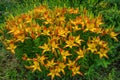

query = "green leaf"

[{"left": 96, "top": 58, "right": 110, "bottom": 68}]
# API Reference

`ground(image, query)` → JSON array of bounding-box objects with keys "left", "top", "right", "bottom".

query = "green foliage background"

[{"left": 0, "top": 0, "right": 120, "bottom": 80}]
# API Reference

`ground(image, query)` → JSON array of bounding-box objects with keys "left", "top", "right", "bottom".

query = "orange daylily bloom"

[
  {"left": 32, "top": 23, "right": 41, "bottom": 34},
  {"left": 44, "top": 17, "right": 53, "bottom": 25},
  {"left": 8, "top": 26, "right": 19, "bottom": 35},
  {"left": 71, "top": 66, "right": 83, "bottom": 76},
  {"left": 99, "top": 41, "right": 108, "bottom": 49},
  {"left": 50, "top": 35, "right": 60, "bottom": 41},
  {"left": 67, "top": 59, "right": 76, "bottom": 68},
  {"left": 75, "top": 16, "right": 85, "bottom": 28},
  {"left": 36, "top": 54, "right": 47, "bottom": 65},
  {"left": 87, "top": 42, "right": 97, "bottom": 53},
  {"left": 58, "top": 15, "right": 65, "bottom": 22},
  {"left": 55, "top": 62, "right": 66, "bottom": 75},
  {"left": 22, "top": 54, "right": 31, "bottom": 61},
  {"left": 39, "top": 43, "right": 50, "bottom": 54},
  {"left": 94, "top": 28, "right": 103, "bottom": 34},
  {"left": 47, "top": 68, "right": 61, "bottom": 80},
  {"left": 45, "top": 59, "right": 56, "bottom": 68},
  {"left": 109, "top": 31, "right": 119, "bottom": 41},
  {"left": 21, "top": 14, "right": 32, "bottom": 23},
  {"left": 75, "top": 35, "right": 84, "bottom": 45},
  {"left": 56, "top": 27, "right": 69, "bottom": 37},
  {"left": 76, "top": 48, "right": 85, "bottom": 60},
  {"left": 91, "top": 36, "right": 101, "bottom": 44},
  {"left": 25, "top": 60, "right": 41, "bottom": 72},
  {"left": 14, "top": 33, "right": 25, "bottom": 42},
  {"left": 70, "top": 19, "right": 77, "bottom": 25},
  {"left": 101, "top": 28, "right": 110, "bottom": 35},
  {"left": 68, "top": 8, "right": 79, "bottom": 14},
  {"left": 29, "top": 31, "right": 36, "bottom": 39},
  {"left": 50, "top": 40, "right": 59, "bottom": 54},
  {"left": 72, "top": 25, "right": 81, "bottom": 31},
  {"left": 41, "top": 27, "right": 50, "bottom": 36},
  {"left": 60, "top": 49, "right": 72, "bottom": 62},
  {"left": 55, "top": 27, "right": 65, "bottom": 37},
  {"left": 27, "top": 25, "right": 40, "bottom": 40},
  {"left": 6, "top": 40, "right": 16, "bottom": 54},
  {"left": 97, "top": 48, "right": 109, "bottom": 59},
  {"left": 95, "top": 15, "right": 103, "bottom": 27},
  {"left": 103, "top": 27, "right": 119, "bottom": 41},
  {"left": 34, "top": 5, "right": 47, "bottom": 14},
  {"left": 64, "top": 36, "right": 77, "bottom": 48},
  {"left": 91, "top": 37, "right": 108, "bottom": 48},
  {"left": 84, "top": 19, "right": 96, "bottom": 32}
]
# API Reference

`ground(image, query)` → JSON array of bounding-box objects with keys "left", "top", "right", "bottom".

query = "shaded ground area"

[{"left": 0, "top": 47, "right": 27, "bottom": 80}]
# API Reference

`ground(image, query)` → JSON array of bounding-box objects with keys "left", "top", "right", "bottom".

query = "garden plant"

[{"left": 0, "top": 0, "right": 120, "bottom": 80}]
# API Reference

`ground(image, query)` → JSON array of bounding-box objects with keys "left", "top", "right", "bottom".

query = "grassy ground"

[
  {"left": 0, "top": 48, "right": 26, "bottom": 80},
  {"left": 0, "top": 0, "right": 120, "bottom": 80}
]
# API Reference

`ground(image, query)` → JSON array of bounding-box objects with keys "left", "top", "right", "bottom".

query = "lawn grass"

[{"left": 0, "top": 0, "right": 120, "bottom": 80}]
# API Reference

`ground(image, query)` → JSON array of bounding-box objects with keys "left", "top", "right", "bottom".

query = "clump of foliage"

[{"left": 1, "top": 4, "right": 119, "bottom": 79}]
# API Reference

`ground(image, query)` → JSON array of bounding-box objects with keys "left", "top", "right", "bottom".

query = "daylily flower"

[
  {"left": 72, "top": 25, "right": 81, "bottom": 31},
  {"left": 47, "top": 68, "right": 61, "bottom": 80},
  {"left": 8, "top": 26, "right": 20, "bottom": 35},
  {"left": 103, "top": 26, "right": 119, "bottom": 41},
  {"left": 57, "top": 27, "right": 69, "bottom": 37},
  {"left": 14, "top": 33, "right": 25, "bottom": 42},
  {"left": 49, "top": 40, "right": 59, "bottom": 54},
  {"left": 68, "top": 8, "right": 79, "bottom": 14},
  {"left": 55, "top": 62, "right": 66, "bottom": 75},
  {"left": 97, "top": 48, "right": 109, "bottom": 59},
  {"left": 71, "top": 66, "right": 83, "bottom": 76},
  {"left": 99, "top": 41, "right": 108, "bottom": 49},
  {"left": 25, "top": 60, "right": 41, "bottom": 72},
  {"left": 95, "top": 15, "right": 103, "bottom": 27},
  {"left": 75, "top": 35, "right": 84, "bottom": 45},
  {"left": 92, "top": 27, "right": 103, "bottom": 34},
  {"left": 91, "top": 36, "right": 101, "bottom": 44},
  {"left": 75, "top": 16, "right": 85, "bottom": 28},
  {"left": 41, "top": 27, "right": 50, "bottom": 36},
  {"left": 84, "top": 19, "right": 96, "bottom": 32},
  {"left": 67, "top": 59, "right": 76, "bottom": 68},
  {"left": 22, "top": 54, "right": 31, "bottom": 61},
  {"left": 59, "top": 49, "right": 72, "bottom": 62},
  {"left": 45, "top": 59, "right": 56, "bottom": 68},
  {"left": 109, "top": 31, "right": 119, "bottom": 41},
  {"left": 64, "top": 36, "right": 77, "bottom": 48},
  {"left": 76, "top": 48, "right": 85, "bottom": 60},
  {"left": 39, "top": 43, "right": 50, "bottom": 54},
  {"left": 6, "top": 40, "right": 16, "bottom": 54},
  {"left": 34, "top": 5, "right": 47, "bottom": 14},
  {"left": 44, "top": 17, "right": 53, "bottom": 25},
  {"left": 87, "top": 42, "right": 97, "bottom": 53},
  {"left": 21, "top": 14, "right": 32, "bottom": 23},
  {"left": 36, "top": 54, "right": 47, "bottom": 65}
]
